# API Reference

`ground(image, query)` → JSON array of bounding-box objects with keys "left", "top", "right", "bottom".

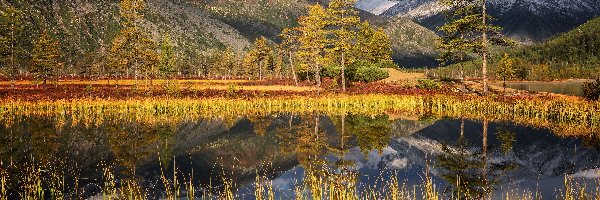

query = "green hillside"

[
  {"left": 510, "top": 16, "right": 600, "bottom": 79},
  {"left": 430, "top": 17, "right": 600, "bottom": 81}
]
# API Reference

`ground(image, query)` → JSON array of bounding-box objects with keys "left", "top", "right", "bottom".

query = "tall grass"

[
  {"left": 1, "top": 161, "right": 598, "bottom": 200},
  {"left": 1, "top": 94, "right": 597, "bottom": 137}
]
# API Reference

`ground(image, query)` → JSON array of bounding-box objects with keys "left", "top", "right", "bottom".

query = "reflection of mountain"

[
  {"left": 3, "top": 114, "right": 600, "bottom": 198},
  {"left": 350, "top": 119, "right": 600, "bottom": 197}
]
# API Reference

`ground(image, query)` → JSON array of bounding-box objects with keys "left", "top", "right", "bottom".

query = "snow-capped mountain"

[{"left": 355, "top": 0, "right": 600, "bottom": 42}]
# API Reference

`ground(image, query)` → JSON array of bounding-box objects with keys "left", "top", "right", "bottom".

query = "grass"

[
  {"left": 0, "top": 94, "right": 598, "bottom": 137},
  {"left": 1, "top": 160, "right": 597, "bottom": 200}
]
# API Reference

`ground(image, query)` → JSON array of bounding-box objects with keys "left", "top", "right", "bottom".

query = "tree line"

[{"left": 0, "top": 0, "right": 394, "bottom": 91}]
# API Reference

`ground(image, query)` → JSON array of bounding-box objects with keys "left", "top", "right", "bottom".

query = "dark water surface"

[{"left": 1, "top": 113, "right": 599, "bottom": 199}]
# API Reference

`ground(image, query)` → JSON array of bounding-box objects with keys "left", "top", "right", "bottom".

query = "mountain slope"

[
  {"left": 510, "top": 17, "right": 600, "bottom": 79},
  {"left": 2, "top": 0, "right": 440, "bottom": 69},
  {"left": 356, "top": 0, "right": 600, "bottom": 42},
  {"left": 2, "top": 0, "right": 250, "bottom": 68}
]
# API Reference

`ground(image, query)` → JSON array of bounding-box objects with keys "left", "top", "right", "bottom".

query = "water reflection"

[{"left": 0, "top": 113, "right": 599, "bottom": 199}]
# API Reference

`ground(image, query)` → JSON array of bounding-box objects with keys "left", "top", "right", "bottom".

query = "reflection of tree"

[
  {"left": 346, "top": 114, "right": 391, "bottom": 155},
  {"left": 495, "top": 124, "right": 516, "bottom": 156},
  {"left": 437, "top": 119, "right": 517, "bottom": 199},
  {"left": 105, "top": 121, "right": 176, "bottom": 174},
  {"left": 247, "top": 115, "right": 273, "bottom": 136}
]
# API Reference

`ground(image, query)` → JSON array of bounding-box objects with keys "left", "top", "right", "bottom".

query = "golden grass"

[
  {"left": 0, "top": 94, "right": 597, "bottom": 137},
  {"left": 380, "top": 68, "right": 426, "bottom": 86},
  {"left": 1, "top": 159, "right": 598, "bottom": 200}
]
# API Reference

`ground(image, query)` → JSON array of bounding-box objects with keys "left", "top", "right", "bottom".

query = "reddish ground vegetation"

[{"left": 0, "top": 79, "right": 454, "bottom": 101}]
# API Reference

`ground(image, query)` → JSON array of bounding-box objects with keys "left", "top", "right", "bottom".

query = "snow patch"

[{"left": 355, "top": 0, "right": 398, "bottom": 15}]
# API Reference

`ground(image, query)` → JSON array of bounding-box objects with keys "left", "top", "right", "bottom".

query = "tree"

[
  {"left": 437, "top": 0, "right": 511, "bottom": 93},
  {"left": 109, "top": 0, "right": 160, "bottom": 85},
  {"left": 159, "top": 33, "right": 176, "bottom": 79},
  {"left": 496, "top": 53, "right": 514, "bottom": 89},
  {"left": 0, "top": 5, "right": 25, "bottom": 90},
  {"left": 279, "top": 28, "right": 300, "bottom": 86},
  {"left": 297, "top": 4, "right": 329, "bottom": 87},
  {"left": 355, "top": 22, "right": 392, "bottom": 63},
  {"left": 210, "top": 48, "right": 236, "bottom": 79},
  {"left": 244, "top": 36, "right": 273, "bottom": 81},
  {"left": 31, "top": 30, "right": 61, "bottom": 87},
  {"left": 327, "top": 0, "right": 360, "bottom": 92}
]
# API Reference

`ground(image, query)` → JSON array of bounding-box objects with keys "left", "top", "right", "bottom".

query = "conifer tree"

[
  {"left": 297, "top": 4, "right": 329, "bottom": 87},
  {"left": 31, "top": 30, "right": 61, "bottom": 87},
  {"left": 215, "top": 48, "right": 235, "bottom": 79},
  {"left": 159, "top": 33, "right": 176, "bottom": 79},
  {"left": 109, "top": 0, "right": 159, "bottom": 85},
  {"left": 438, "top": 0, "right": 511, "bottom": 93},
  {"left": 0, "top": 5, "right": 25, "bottom": 90},
  {"left": 244, "top": 37, "right": 272, "bottom": 80},
  {"left": 355, "top": 22, "right": 392, "bottom": 63},
  {"left": 327, "top": 0, "right": 360, "bottom": 92},
  {"left": 279, "top": 28, "right": 300, "bottom": 85},
  {"left": 497, "top": 53, "right": 514, "bottom": 89}
]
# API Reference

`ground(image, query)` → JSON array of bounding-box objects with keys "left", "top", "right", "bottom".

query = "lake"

[
  {"left": 504, "top": 81, "right": 586, "bottom": 96},
  {"left": 0, "top": 112, "right": 599, "bottom": 199}
]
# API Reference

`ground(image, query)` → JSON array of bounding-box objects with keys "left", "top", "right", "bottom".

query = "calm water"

[
  {"left": 505, "top": 81, "right": 586, "bottom": 96},
  {"left": 1, "top": 113, "right": 599, "bottom": 199}
]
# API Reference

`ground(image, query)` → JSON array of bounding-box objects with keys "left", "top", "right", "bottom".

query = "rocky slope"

[{"left": 356, "top": 0, "right": 600, "bottom": 42}]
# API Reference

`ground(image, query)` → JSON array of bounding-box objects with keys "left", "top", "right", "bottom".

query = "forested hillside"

[
  {"left": 510, "top": 17, "right": 600, "bottom": 80},
  {"left": 429, "top": 17, "right": 600, "bottom": 81},
  {"left": 0, "top": 0, "right": 440, "bottom": 79},
  {"left": 0, "top": 0, "right": 250, "bottom": 75}
]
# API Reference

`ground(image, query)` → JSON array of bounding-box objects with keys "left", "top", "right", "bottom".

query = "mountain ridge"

[{"left": 355, "top": 0, "right": 600, "bottom": 42}]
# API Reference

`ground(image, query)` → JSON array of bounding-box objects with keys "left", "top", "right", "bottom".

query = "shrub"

[
  {"left": 583, "top": 78, "right": 600, "bottom": 101},
  {"left": 322, "top": 64, "right": 341, "bottom": 79},
  {"left": 416, "top": 79, "right": 442, "bottom": 90},
  {"left": 346, "top": 60, "right": 389, "bottom": 83}
]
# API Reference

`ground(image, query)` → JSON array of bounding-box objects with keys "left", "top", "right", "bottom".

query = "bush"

[
  {"left": 322, "top": 64, "right": 341, "bottom": 78},
  {"left": 583, "top": 78, "right": 600, "bottom": 101},
  {"left": 346, "top": 60, "right": 389, "bottom": 83},
  {"left": 416, "top": 79, "right": 442, "bottom": 90}
]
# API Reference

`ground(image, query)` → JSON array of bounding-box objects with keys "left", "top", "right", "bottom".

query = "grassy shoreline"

[{"left": 1, "top": 94, "right": 598, "bottom": 137}]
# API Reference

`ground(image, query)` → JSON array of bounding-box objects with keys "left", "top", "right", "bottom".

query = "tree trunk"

[
  {"left": 259, "top": 60, "right": 263, "bottom": 81},
  {"left": 341, "top": 51, "right": 346, "bottom": 92},
  {"left": 315, "top": 63, "right": 321, "bottom": 88},
  {"left": 482, "top": 0, "right": 489, "bottom": 94},
  {"left": 289, "top": 52, "right": 298, "bottom": 86}
]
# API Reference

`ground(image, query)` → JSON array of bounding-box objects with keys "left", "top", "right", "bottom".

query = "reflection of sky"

[
  {"left": 236, "top": 167, "right": 305, "bottom": 200},
  {"left": 236, "top": 145, "right": 600, "bottom": 200}
]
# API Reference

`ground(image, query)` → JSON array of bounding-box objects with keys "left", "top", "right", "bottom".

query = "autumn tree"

[
  {"left": 355, "top": 22, "right": 392, "bottom": 63},
  {"left": 30, "top": 30, "right": 61, "bottom": 87},
  {"left": 109, "top": 0, "right": 160, "bottom": 85},
  {"left": 159, "top": 33, "right": 176, "bottom": 79},
  {"left": 327, "top": 0, "right": 360, "bottom": 92},
  {"left": 496, "top": 53, "right": 514, "bottom": 89},
  {"left": 297, "top": 4, "right": 329, "bottom": 87},
  {"left": 244, "top": 37, "right": 272, "bottom": 80},
  {"left": 279, "top": 27, "right": 300, "bottom": 85},
  {"left": 214, "top": 48, "right": 235, "bottom": 79},
  {"left": 437, "top": 0, "right": 511, "bottom": 92},
  {"left": 0, "top": 5, "right": 25, "bottom": 89}
]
